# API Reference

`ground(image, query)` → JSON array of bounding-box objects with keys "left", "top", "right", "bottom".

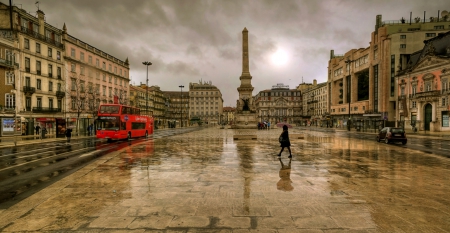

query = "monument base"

[{"left": 231, "top": 111, "right": 258, "bottom": 129}]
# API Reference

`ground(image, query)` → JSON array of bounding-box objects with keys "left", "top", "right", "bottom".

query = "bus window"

[
  {"left": 132, "top": 122, "right": 146, "bottom": 129},
  {"left": 97, "top": 116, "right": 119, "bottom": 130},
  {"left": 121, "top": 122, "right": 127, "bottom": 130},
  {"left": 99, "top": 105, "right": 120, "bottom": 114}
]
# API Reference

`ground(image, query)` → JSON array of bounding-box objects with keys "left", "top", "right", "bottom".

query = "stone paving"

[{"left": 0, "top": 127, "right": 449, "bottom": 232}]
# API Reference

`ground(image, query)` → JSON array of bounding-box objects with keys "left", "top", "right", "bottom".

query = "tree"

[{"left": 65, "top": 69, "right": 89, "bottom": 136}]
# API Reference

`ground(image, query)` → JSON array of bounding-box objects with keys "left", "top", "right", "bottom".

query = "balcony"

[
  {"left": 56, "top": 91, "right": 65, "bottom": 98},
  {"left": 0, "top": 58, "right": 18, "bottom": 68},
  {"left": 2, "top": 106, "right": 15, "bottom": 112},
  {"left": 409, "top": 90, "right": 440, "bottom": 100},
  {"left": 23, "top": 86, "right": 36, "bottom": 96},
  {"left": 32, "top": 107, "right": 61, "bottom": 113},
  {"left": 398, "top": 95, "right": 406, "bottom": 101},
  {"left": 19, "top": 27, "right": 63, "bottom": 49}
]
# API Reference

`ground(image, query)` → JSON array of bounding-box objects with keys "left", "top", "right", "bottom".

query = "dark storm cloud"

[{"left": 8, "top": 0, "right": 450, "bottom": 106}]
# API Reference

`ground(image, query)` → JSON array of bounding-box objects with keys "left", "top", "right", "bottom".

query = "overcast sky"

[{"left": 6, "top": 0, "right": 449, "bottom": 106}]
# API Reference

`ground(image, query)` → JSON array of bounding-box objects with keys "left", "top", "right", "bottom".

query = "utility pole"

[{"left": 179, "top": 85, "right": 184, "bottom": 127}]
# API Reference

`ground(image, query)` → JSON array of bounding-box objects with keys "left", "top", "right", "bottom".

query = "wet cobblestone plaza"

[{"left": 0, "top": 127, "right": 449, "bottom": 232}]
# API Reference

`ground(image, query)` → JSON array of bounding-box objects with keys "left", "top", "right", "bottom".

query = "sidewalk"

[
  {"left": 0, "top": 134, "right": 94, "bottom": 149},
  {"left": 299, "top": 126, "right": 450, "bottom": 140}
]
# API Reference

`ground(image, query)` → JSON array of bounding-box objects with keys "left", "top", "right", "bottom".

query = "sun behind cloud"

[{"left": 270, "top": 49, "right": 289, "bottom": 66}]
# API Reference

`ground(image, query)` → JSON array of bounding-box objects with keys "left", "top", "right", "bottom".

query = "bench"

[{"left": 233, "top": 135, "right": 257, "bottom": 140}]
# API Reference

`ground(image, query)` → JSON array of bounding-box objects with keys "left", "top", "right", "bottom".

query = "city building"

[
  {"left": 329, "top": 13, "right": 450, "bottom": 131},
  {"left": 298, "top": 80, "right": 328, "bottom": 126},
  {"left": 0, "top": 4, "right": 66, "bottom": 136},
  {"left": 162, "top": 91, "right": 185, "bottom": 128},
  {"left": 148, "top": 85, "right": 167, "bottom": 128},
  {"left": 396, "top": 31, "right": 450, "bottom": 132},
  {"left": 129, "top": 84, "right": 146, "bottom": 111},
  {"left": 189, "top": 81, "right": 223, "bottom": 125},
  {"left": 0, "top": 31, "right": 20, "bottom": 136},
  {"left": 63, "top": 24, "right": 130, "bottom": 135},
  {"left": 254, "top": 83, "right": 302, "bottom": 125},
  {"left": 222, "top": 107, "right": 235, "bottom": 125}
]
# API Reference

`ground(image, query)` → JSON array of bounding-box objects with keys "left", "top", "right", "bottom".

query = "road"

[{"left": 0, "top": 126, "right": 205, "bottom": 206}]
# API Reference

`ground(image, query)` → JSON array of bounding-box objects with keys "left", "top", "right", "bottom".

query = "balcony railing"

[
  {"left": 409, "top": 90, "right": 440, "bottom": 99},
  {"left": 32, "top": 107, "right": 61, "bottom": 113},
  {"left": 19, "top": 27, "right": 63, "bottom": 49},
  {"left": 56, "top": 91, "right": 65, "bottom": 98},
  {"left": 2, "top": 106, "right": 15, "bottom": 112},
  {"left": 23, "top": 86, "right": 36, "bottom": 95},
  {"left": 398, "top": 95, "right": 406, "bottom": 100}
]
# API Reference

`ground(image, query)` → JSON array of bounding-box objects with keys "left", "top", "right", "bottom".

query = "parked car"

[{"left": 377, "top": 127, "right": 407, "bottom": 145}]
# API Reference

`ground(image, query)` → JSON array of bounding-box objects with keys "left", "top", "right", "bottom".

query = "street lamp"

[
  {"left": 179, "top": 85, "right": 184, "bottom": 127},
  {"left": 345, "top": 58, "right": 354, "bottom": 131},
  {"left": 142, "top": 61, "right": 152, "bottom": 116}
]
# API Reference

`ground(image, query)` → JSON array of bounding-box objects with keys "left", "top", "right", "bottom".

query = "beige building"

[
  {"left": 222, "top": 107, "right": 235, "bottom": 125},
  {"left": 148, "top": 85, "right": 166, "bottom": 128},
  {"left": 189, "top": 81, "right": 223, "bottom": 125},
  {"left": 129, "top": 84, "right": 147, "bottom": 111},
  {"left": 254, "top": 83, "right": 302, "bottom": 125},
  {"left": 298, "top": 80, "right": 328, "bottom": 126},
  {"left": 63, "top": 24, "right": 130, "bottom": 134},
  {"left": 0, "top": 4, "right": 66, "bottom": 136},
  {"left": 328, "top": 14, "right": 450, "bottom": 130},
  {"left": 163, "top": 91, "right": 186, "bottom": 128}
]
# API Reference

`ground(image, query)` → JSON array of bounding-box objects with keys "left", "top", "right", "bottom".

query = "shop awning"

[{"left": 36, "top": 118, "right": 55, "bottom": 122}]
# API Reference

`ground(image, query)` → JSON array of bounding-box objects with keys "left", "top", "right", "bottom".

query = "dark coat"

[
  {"left": 65, "top": 128, "right": 72, "bottom": 137},
  {"left": 279, "top": 130, "right": 291, "bottom": 147}
]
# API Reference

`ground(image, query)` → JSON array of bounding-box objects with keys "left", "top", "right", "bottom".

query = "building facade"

[
  {"left": 163, "top": 91, "right": 186, "bottom": 128},
  {"left": 189, "top": 81, "right": 223, "bottom": 125},
  {"left": 254, "top": 83, "right": 302, "bottom": 125},
  {"left": 148, "top": 85, "right": 167, "bottom": 128},
  {"left": 222, "top": 107, "right": 235, "bottom": 125},
  {"left": 63, "top": 24, "right": 130, "bottom": 135},
  {"left": 329, "top": 14, "right": 450, "bottom": 131},
  {"left": 299, "top": 80, "right": 328, "bottom": 126},
  {"left": 396, "top": 31, "right": 450, "bottom": 132}
]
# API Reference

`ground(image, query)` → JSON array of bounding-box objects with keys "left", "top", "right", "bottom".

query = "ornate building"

[
  {"left": 396, "top": 31, "right": 450, "bottom": 132},
  {"left": 299, "top": 80, "right": 328, "bottom": 126},
  {"left": 329, "top": 14, "right": 450, "bottom": 130},
  {"left": 254, "top": 83, "right": 302, "bottom": 125},
  {"left": 222, "top": 107, "right": 235, "bottom": 125},
  {"left": 188, "top": 81, "right": 223, "bottom": 125}
]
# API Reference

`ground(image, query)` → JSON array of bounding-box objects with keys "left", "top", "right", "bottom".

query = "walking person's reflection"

[{"left": 277, "top": 158, "right": 293, "bottom": 192}]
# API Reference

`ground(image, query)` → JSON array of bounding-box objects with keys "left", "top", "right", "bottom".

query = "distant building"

[
  {"left": 254, "top": 83, "right": 302, "bottom": 125},
  {"left": 298, "top": 80, "right": 328, "bottom": 126},
  {"left": 189, "top": 81, "right": 223, "bottom": 125},
  {"left": 222, "top": 107, "right": 235, "bottom": 125},
  {"left": 163, "top": 90, "right": 187, "bottom": 128}
]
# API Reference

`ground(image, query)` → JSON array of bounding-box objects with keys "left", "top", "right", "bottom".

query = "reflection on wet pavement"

[{"left": 0, "top": 127, "right": 449, "bottom": 232}]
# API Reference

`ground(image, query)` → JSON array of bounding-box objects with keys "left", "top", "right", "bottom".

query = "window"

[
  {"left": 109, "top": 75, "right": 112, "bottom": 83},
  {"left": 103, "top": 73, "right": 106, "bottom": 81},
  {"left": 71, "top": 63, "right": 76, "bottom": 72},
  {"left": 114, "top": 77, "right": 117, "bottom": 84},
  {"left": 49, "top": 81, "right": 53, "bottom": 91},
  {"left": 57, "top": 51, "right": 61, "bottom": 60},
  {"left": 57, "top": 67, "right": 61, "bottom": 79},
  {"left": 443, "top": 98, "right": 447, "bottom": 107},
  {"left": 88, "top": 56, "right": 92, "bottom": 64},
  {"left": 80, "top": 66, "right": 85, "bottom": 75},
  {"left": 103, "top": 62, "right": 106, "bottom": 69},
  {"left": 6, "top": 71, "right": 14, "bottom": 85},
  {"left": 48, "top": 47, "right": 52, "bottom": 57},
  {"left": 71, "top": 97, "right": 76, "bottom": 109},
  {"left": 49, "top": 98, "right": 53, "bottom": 109},
  {"left": 426, "top": 33, "right": 436, "bottom": 37},
  {"left": 412, "top": 101, "right": 417, "bottom": 108},
  {"left": 25, "top": 77, "right": 31, "bottom": 86},
  {"left": 71, "top": 48, "right": 75, "bottom": 58},
  {"left": 37, "top": 79, "right": 41, "bottom": 90},
  {"left": 80, "top": 52, "right": 84, "bottom": 61},
  {"left": 71, "top": 79, "right": 76, "bottom": 91},
  {"left": 37, "top": 97, "right": 42, "bottom": 108},
  {"left": 57, "top": 83, "right": 61, "bottom": 91},
  {"left": 80, "top": 82, "right": 85, "bottom": 92},
  {"left": 36, "top": 61, "right": 41, "bottom": 75},
  {"left": 103, "top": 86, "right": 106, "bottom": 96},
  {"left": 114, "top": 67, "right": 117, "bottom": 74},
  {"left": 48, "top": 64, "right": 53, "bottom": 77},
  {"left": 5, "top": 94, "right": 15, "bottom": 108},
  {"left": 109, "top": 64, "right": 112, "bottom": 71},
  {"left": 58, "top": 99, "right": 62, "bottom": 110},
  {"left": 109, "top": 87, "right": 112, "bottom": 97},
  {"left": 96, "top": 59, "right": 99, "bottom": 67},
  {"left": 25, "top": 57, "right": 30, "bottom": 72},
  {"left": 400, "top": 44, "right": 406, "bottom": 48},
  {"left": 24, "top": 38, "right": 29, "bottom": 49},
  {"left": 412, "top": 85, "right": 417, "bottom": 95},
  {"left": 434, "top": 25, "right": 444, "bottom": 29},
  {"left": 36, "top": 43, "right": 40, "bottom": 53},
  {"left": 400, "top": 35, "right": 406, "bottom": 39},
  {"left": 26, "top": 97, "right": 31, "bottom": 111}
]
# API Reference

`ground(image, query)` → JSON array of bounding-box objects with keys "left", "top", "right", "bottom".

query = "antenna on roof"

[{"left": 35, "top": 1, "right": 40, "bottom": 10}]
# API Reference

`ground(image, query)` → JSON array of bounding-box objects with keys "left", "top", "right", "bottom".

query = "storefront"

[
  {"left": 56, "top": 118, "right": 66, "bottom": 137},
  {"left": 36, "top": 118, "right": 56, "bottom": 135}
]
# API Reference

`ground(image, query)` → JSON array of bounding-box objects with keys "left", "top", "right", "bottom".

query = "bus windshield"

[
  {"left": 97, "top": 116, "right": 120, "bottom": 130},
  {"left": 99, "top": 105, "right": 120, "bottom": 114}
]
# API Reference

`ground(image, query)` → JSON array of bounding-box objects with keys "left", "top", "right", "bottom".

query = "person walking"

[
  {"left": 41, "top": 127, "right": 47, "bottom": 139},
  {"left": 278, "top": 125, "right": 292, "bottom": 158},
  {"left": 35, "top": 125, "right": 40, "bottom": 135},
  {"left": 65, "top": 128, "right": 72, "bottom": 143}
]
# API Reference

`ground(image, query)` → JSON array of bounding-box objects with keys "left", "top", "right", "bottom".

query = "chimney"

[
  {"left": 37, "top": 10, "right": 45, "bottom": 35},
  {"left": 375, "top": 15, "right": 382, "bottom": 31},
  {"left": 330, "top": 50, "right": 335, "bottom": 59},
  {"left": 313, "top": 79, "right": 317, "bottom": 86}
]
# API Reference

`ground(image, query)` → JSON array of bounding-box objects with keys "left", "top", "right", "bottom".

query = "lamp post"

[
  {"left": 179, "top": 85, "right": 184, "bottom": 127},
  {"left": 142, "top": 61, "right": 152, "bottom": 116},
  {"left": 345, "top": 58, "right": 354, "bottom": 131}
]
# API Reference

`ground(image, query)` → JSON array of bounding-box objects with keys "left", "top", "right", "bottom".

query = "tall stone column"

[
  {"left": 242, "top": 27, "right": 250, "bottom": 76},
  {"left": 238, "top": 27, "right": 254, "bottom": 111}
]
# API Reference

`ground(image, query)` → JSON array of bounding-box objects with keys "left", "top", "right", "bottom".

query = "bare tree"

[
  {"left": 65, "top": 70, "right": 89, "bottom": 135},
  {"left": 115, "top": 85, "right": 129, "bottom": 105}
]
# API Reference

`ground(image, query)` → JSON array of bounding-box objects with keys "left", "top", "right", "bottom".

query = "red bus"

[{"left": 96, "top": 104, "right": 154, "bottom": 141}]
